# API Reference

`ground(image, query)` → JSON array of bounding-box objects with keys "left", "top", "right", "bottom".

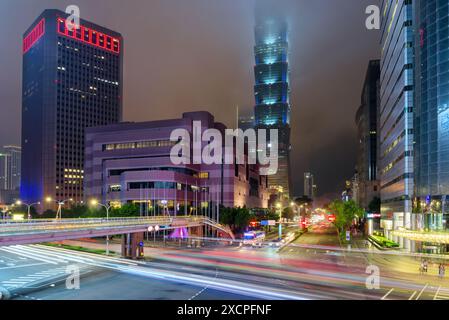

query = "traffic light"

[{"left": 250, "top": 221, "right": 258, "bottom": 228}]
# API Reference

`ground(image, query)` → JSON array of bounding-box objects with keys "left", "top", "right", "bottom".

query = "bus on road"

[{"left": 243, "top": 231, "right": 266, "bottom": 247}]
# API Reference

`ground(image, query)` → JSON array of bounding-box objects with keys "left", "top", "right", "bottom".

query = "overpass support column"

[
  {"left": 121, "top": 232, "right": 144, "bottom": 259},
  {"left": 191, "top": 226, "right": 203, "bottom": 237},
  {"left": 189, "top": 226, "right": 204, "bottom": 247}
]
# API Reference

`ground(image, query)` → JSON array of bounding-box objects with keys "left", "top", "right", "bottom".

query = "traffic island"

[
  {"left": 368, "top": 234, "right": 400, "bottom": 250},
  {"left": 43, "top": 242, "right": 118, "bottom": 256}
]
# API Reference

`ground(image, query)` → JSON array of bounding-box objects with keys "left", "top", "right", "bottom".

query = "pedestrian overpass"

[{"left": 0, "top": 216, "right": 234, "bottom": 258}]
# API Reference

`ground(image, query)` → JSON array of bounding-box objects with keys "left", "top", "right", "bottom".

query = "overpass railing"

[
  {"left": 0, "top": 216, "right": 211, "bottom": 234},
  {"left": 0, "top": 215, "right": 234, "bottom": 238}
]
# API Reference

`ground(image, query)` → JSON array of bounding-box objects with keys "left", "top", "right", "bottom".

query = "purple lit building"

[{"left": 84, "top": 112, "right": 269, "bottom": 220}]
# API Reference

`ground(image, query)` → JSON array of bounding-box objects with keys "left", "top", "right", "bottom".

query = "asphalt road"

[
  {"left": 0, "top": 245, "right": 257, "bottom": 300},
  {"left": 281, "top": 223, "right": 449, "bottom": 300},
  {"left": 2, "top": 223, "right": 449, "bottom": 300}
]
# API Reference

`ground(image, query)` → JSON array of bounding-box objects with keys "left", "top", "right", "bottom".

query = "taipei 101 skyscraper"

[{"left": 253, "top": 2, "right": 292, "bottom": 199}]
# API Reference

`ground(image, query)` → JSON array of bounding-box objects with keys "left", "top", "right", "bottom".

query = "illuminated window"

[
  {"left": 198, "top": 172, "right": 209, "bottom": 179},
  {"left": 109, "top": 201, "right": 122, "bottom": 209},
  {"left": 109, "top": 185, "right": 121, "bottom": 192},
  {"left": 103, "top": 139, "right": 177, "bottom": 151}
]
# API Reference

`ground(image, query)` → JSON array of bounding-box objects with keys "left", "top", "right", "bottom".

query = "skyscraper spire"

[{"left": 253, "top": 3, "right": 292, "bottom": 199}]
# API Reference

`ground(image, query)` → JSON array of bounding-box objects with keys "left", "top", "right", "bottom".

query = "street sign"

[
  {"left": 346, "top": 231, "right": 351, "bottom": 241},
  {"left": 260, "top": 220, "right": 268, "bottom": 226},
  {"left": 268, "top": 220, "right": 276, "bottom": 226}
]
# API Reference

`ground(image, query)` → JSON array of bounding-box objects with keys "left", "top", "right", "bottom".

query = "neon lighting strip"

[
  {"left": 57, "top": 18, "right": 120, "bottom": 54},
  {"left": 23, "top": 19, "right": 45, "bottom": 54}
]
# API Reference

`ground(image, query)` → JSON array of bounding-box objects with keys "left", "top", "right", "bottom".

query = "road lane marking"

[
  {"left": 0, "top": 262, "right": 47, "bottom": 270},
  {"left": 416, "top": 284, "right": 428, "bottom": 300},
  {"left": 434, "top": 286, "right": 442, "bottom": 300},
  {"left": 188, "top": 268, "right": 219, "bottom": 301},
  {"left": 0, "top": 247, "right": 60, "bottom": 265},
  {"left": 408, "top": 291, "right": 417, "bottom": 300},
  {"left": 1, "top": 265, "right": 70, "bottom": 290},
  {"left": 33, "top": 244, "right": 139, "bottom": 266},
  {"left": 381, "top": 288, "right": 394, "bottom": 300}
]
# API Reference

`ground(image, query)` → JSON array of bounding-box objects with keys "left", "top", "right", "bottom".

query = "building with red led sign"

[
  {"left": 56, "top": 18, "right": 120, "bottom": 54},
  {"left": 21, "top": 9, "right": 123, "bottom": 212},
  {"left": 23, "top": 19, "right": 45, "bottom": 54}
]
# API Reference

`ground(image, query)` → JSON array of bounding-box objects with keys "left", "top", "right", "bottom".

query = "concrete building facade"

[{"left": 84, "top": 112, "right": 269, "bottom": 221}]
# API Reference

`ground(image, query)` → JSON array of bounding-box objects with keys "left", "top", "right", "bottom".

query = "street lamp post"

[
  {"left": 15, "top": 201, "right": 41, "bottom": 220},
  {"left": 91, "top": 199, "right": 112, "bottom": 255},
  {"left": 46, "top": 197, "right": 73, "bottom": 220},
  {"left": 276, "top": 203, "right": 282, "bottom": 240}
]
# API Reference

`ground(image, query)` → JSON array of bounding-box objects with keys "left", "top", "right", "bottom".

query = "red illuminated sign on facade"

[
  {"left": 57, "top": 18, "right": 120, "bottom": 54},
  {"left": 23, "top": 19, "right": 45, "bottom": 54}
]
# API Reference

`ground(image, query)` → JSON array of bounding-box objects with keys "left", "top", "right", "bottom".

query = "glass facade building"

[
  {"left": 379, "top": 0, "right": 415, "bottom": 239},
  {"left": 2, "top": 146, "right": 21, "bottom": 191},
  {"left": 21, "top": 10, "right": 123, "bottom": 211},
  {"left": 253, "top": 9, "right": 292, "bottom": 198},
  {"left": 414, "top": 0, "right": 449, "bottom": 233},
  {"left": 304, "top": 172, "right": 314, "bottom": 199},
  {"left": 355, "top": 60, "right": 380, "bottom": 210}
]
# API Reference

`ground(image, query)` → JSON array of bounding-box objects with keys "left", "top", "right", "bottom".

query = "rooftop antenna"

[{"left": 236, "top": 105, "right": 239, "bottom": 130}]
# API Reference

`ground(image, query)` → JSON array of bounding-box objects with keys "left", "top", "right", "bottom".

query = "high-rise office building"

[
  {"left": 253, "top": 5, "right": 292, "bottom": 199},
  {"left": 238, "top": 115, "right": 255, "bottom": 132},
  {"left": 355, "top": 60, "right": 380, "bottom": 210},
  {"left": 0, "top": 153, "right": 9, "bottom": 190},
  {"left": 379, "top": 1, "right": 414, "bottom": 241},
  {"left": 304, "top": 172, "right": 314, "bottom": 199},
  {"left": 21, "top": 10, "right": 123, "bottom": 211},
  {"left": 414, "top": 0, "right": 449, "bottom": 233},
  {"left": 2, "top": 146, "right": 21, "bottom": 191}
]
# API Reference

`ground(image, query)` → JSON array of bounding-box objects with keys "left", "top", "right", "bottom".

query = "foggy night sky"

[{"left": 0, "top": 0, "right": 380, "bottom": 198}]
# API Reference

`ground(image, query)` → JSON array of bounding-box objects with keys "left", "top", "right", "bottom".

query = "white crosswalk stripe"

[
  {"left": 0, "top": 247, "right": 63, "bottom": 265},
  {"left": 1, "top": 263, "right": 76, "bottom": 290},
  {"left": 0, "top": 244, "right": 138, "bottom": 291}
]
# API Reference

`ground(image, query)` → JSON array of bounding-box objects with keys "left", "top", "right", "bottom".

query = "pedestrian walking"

[
  {"left": 439, "top": 264, "right": 446, "bottom": 279},
  {"left": 423, "top": 259, "right": 428, "bottom": 274}
]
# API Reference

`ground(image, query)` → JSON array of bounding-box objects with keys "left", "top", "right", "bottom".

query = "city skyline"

[
  {"left": 0, "top": 0, "right": 380, "bottom": 197},
  {"left": 3, "top": 0, "right": 449, "bottom": 305}
]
